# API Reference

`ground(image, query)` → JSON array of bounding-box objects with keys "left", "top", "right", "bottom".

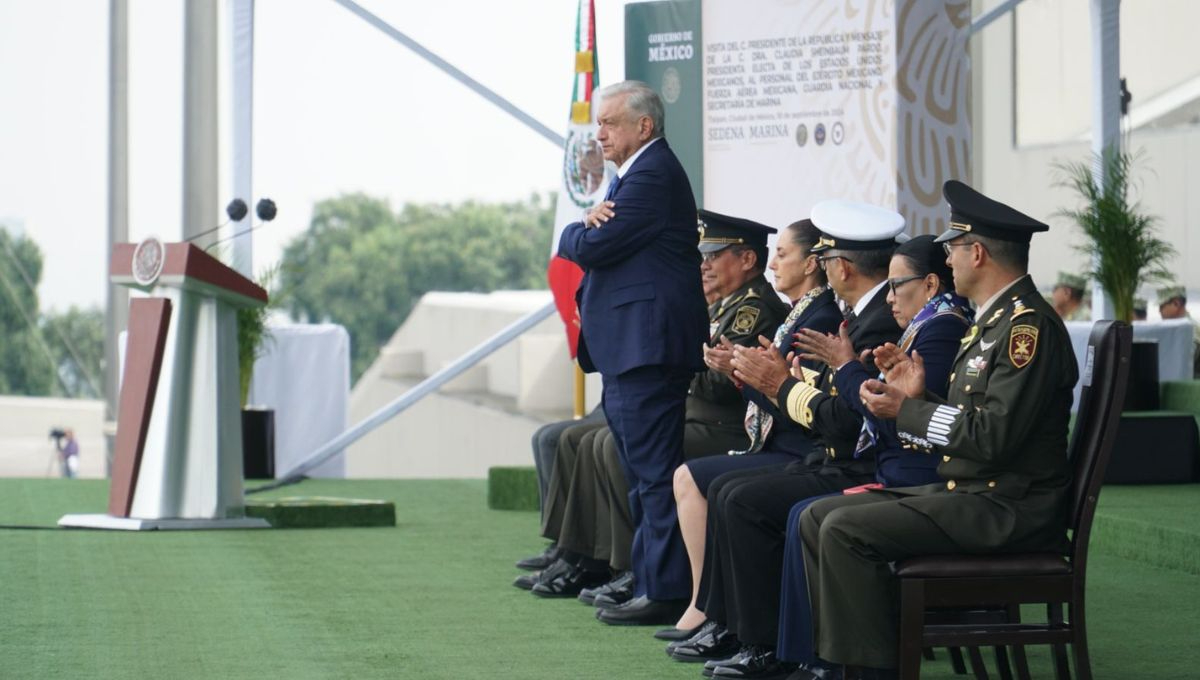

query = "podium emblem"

[{"left": 132, "top": 237, "right": 165, "bottom": 286}]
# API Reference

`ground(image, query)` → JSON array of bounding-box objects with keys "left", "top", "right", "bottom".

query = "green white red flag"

[{"left": 548, "top": 0, "right": 611, "bottom": 358}]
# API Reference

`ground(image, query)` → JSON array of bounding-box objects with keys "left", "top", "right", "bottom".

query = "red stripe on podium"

[{"left": 108, "top": 298, "right": 173, "bottom": 518}]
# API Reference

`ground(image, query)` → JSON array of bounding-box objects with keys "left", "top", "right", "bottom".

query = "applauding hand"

[
  {"left": 793, "top": 321, "right": 856, "bottom": 371},
  {"left": 731, "top": 336, "right": 791, "bottom": 397}
]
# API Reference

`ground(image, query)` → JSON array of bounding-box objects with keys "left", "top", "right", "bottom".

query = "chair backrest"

[{"left": 1064, "top": 320, "right": 1133, "bottom": 564}]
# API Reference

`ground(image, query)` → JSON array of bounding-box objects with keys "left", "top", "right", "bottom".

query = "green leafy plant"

[
  {"left": 1055, "top": 147, "right": 1174, "bottom": 322},
  {"left": 237, "top": 267, "right": 278, "bottom": 407}
]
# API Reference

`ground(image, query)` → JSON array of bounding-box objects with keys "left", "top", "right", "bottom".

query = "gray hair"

[{"left": 596, "top": 80, "right": 666, "bottom": 138}]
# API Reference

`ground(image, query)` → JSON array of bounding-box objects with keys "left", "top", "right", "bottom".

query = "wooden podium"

[{"left": 60, "top": 239, "right": 271, "bottom": 530}]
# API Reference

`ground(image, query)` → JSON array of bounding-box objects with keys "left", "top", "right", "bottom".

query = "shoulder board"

[
  {"left": 744, "top": 288, "right": 760, "bottom": 300},
  {"left": 1010, "top": 307, "right": 1036, "bottom": 320}
]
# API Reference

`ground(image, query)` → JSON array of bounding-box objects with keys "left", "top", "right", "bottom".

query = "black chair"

[{"left": 894, "top": 320, "right": 1132, "bottom": 680}]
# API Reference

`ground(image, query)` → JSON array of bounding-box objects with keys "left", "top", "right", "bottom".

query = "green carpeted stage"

[{"left": 1, "top": 479, "right": 1197, "bottom": 679}]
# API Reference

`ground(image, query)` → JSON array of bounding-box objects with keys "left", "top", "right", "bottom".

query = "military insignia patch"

[
  {"left": 731, "top": 306, "right": 760, "bottom": 335},
  {"left": 965, "top": 355, "right": 988, "bottom": 377},
  {"left": 1009, "top": 324, "right": 1039, "bottom": 368}
]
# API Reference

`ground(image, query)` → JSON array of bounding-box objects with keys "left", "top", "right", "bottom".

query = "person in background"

[
  {"left": 1050, "top": 271, "right": 1088, "bottom": 321},
  {"left": 55, "top": 428, "right": 79, "bottom": 479},
  {"left": 1157, "top": 285, "right": 1200, "bottom": 377}
]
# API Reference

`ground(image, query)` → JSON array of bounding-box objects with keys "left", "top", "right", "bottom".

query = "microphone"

[
  {"left": 203, "top": 198, "right": 277, "bottom": 254},
  {"left": 185, "top": 199, "right": 249, "bottom": 244}
]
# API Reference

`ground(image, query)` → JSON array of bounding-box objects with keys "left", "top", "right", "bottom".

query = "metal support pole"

[
  {"left": 969, "top": 0, "right": 1026, "bottom": 37},
  {"left": 1090, "top": 0, "right": 1121, "bottom": 321},
  {"left": 182, "top": 0, "right": 219, "bottom": 245},
  {"left": 228, "top": 0, "right": 255, "bottom": 277},
  {"left": 104, "top": 0, "right": 130, "bottom": 475}
]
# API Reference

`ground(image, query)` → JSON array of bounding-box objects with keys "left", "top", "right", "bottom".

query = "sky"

[{"left": 0, "top": 0, "right": 634, "bottom": 313}]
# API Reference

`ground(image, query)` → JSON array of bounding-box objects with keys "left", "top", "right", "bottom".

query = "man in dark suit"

[
  {"left": 557, "top": 80, "right": 708, "bottom": 621},
  {"left": 797, "top": 181, "right": 1078, "bottom": 680}
]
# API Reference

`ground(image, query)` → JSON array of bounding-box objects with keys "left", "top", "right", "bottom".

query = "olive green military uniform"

[
  {"left": 684, "top": 273, "right": 790, "bottom": 454},
  {"left": 799, "top": 275, "right": 1078, "bottom": 669}
]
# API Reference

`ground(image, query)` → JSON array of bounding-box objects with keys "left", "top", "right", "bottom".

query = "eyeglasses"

[
  {"left": 816, "top": 255, "right": 853, "bottom": 271},
  {"left": 701, "top": 249, "right": 730, "bottom": 263},
  {"left": 887, "top": 275, "right": 924, "bottom": 295},
  {"left": 942, "top": 239, "right": 979, "bottom": 256}
]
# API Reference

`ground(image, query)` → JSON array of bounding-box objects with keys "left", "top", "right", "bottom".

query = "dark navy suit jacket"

[
  {"left": 557, "top": 139, "right": 707, "bottom": 376},
  {"left": 742, "top": 287, "right": 843, "bottom": 455},
  {"left": 832, "top": 310, "right": 970, "bottom": 487}
]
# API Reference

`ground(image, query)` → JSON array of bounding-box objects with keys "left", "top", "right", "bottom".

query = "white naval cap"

[{"left": 809, "top": 199, "right": 906, "bottom": 252}]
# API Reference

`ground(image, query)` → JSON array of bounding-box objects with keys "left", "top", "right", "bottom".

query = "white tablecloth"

[
  {"left": 248, "top": 323, "right": 350, "bottom": 478},
  {"left": 1065, "top": 319, "right": 1195, "bottom": 409}
]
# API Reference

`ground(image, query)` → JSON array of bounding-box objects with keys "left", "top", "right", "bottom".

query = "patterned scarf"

[
  {"left": 852, "top": 291, "right": 973, "bottom": 458},
  {"left": 730, "top": 284, "right": 830, "bottom": 455}
]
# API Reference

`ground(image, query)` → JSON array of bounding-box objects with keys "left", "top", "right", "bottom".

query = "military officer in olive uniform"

[{"left": 797, "top": 180, "right": 1078, "bottom": 679}]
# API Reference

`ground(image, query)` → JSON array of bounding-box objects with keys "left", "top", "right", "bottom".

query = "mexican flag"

[{"left": 548, "top": 0, "right": 611, "bottom": 358}]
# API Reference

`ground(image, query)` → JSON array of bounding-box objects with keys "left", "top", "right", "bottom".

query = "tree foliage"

[
  {"left": 42, "top": 306, "right": 104, "bottom": 399},
  {"left": 0, "top": 229, "right": 56, "bottom": 396},
  {"left": 278, "top": 193, "right": 555, "bottom": 381},
  {"left": 1055, "top": 147, "right": 1174, "bottom": 322}
]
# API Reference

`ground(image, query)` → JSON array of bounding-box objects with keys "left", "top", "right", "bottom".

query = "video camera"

[{"left": 49, "top": 427, "right": 66, "bottom": 442}]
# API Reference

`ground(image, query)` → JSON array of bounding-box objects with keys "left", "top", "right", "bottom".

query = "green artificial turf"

[{"left": 0, "top": 479, "right": 1197, "bottom": 679}]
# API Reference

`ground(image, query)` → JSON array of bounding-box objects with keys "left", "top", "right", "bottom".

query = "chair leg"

[
  {"left": 966, "top": 647, "right": 990, "bottom": 680},
  {"left": 1005, "top": 605, "right": 1031, "bottom": 680},
  {"left": 1048, "top": 602, "right": 1071, "bottom": 680},
  {"left": 1070, "top": 598, "right": 1092, "bottom": 680},
  {"left": 992, "top": 645, "right": 1013, "bottom": 680},
  {"left": 948, "top": 647, "right": 968, "bottom": 675},
  {"left": 899, "top": 579, "right": 925, "bottom": 680},
  {"left": 922, "top": 647, "right": 936, "bottom": 661}
]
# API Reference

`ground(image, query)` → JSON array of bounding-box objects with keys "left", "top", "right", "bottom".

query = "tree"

[
  {"left": 278, "top": 193, "right": 555, "bottom": 381},
  {"left": 42, "top": 306, "right": 104, "bottom": 399},
  {"left": 0, "top": 229, "right": 56, "bottom": 396}
]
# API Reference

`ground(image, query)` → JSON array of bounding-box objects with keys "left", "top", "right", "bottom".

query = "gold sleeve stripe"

[
  {"left": 785, "top": 381, "right": 823, "bottom": 429},
  {"left": 800, "top": 367, "right": 821, "bottom": 386}
]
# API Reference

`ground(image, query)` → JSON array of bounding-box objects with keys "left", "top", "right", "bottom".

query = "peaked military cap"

[
  {"left": 1157, "top": 285, "right": 1186, "bottom": 304},
  {"left": 697, "top": 210, "right": 776, "bottom": 254},
  {"left": 1055, "top": 272, "right": 1087, "bottom": 292},
  {"left": 809, "top": 199, "right": 906, "bottom": 253},
  {"left": 935, "top": 180, "right": 1049, "bottom": 244}
]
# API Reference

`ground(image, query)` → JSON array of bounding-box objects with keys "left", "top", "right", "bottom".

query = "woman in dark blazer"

[
  {"left": 775, "top": 234, "right": 973, "bottom": 676},
  {"left": 667, "top": 219, "right": 843, "bottom": 635}
]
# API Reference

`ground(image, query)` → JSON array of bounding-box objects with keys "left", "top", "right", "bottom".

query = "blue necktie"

[{"left": 603, "top": 174, "right": 621, "bottom": 201}]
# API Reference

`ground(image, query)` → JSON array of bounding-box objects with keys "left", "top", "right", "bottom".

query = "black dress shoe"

[
  {"left": 590, "top": 572, "right": 636, "bottom": 609},
  {"left": 531, "top": 563, "right": 609, "bottom": 598},
  {"left": 654, "top": 620, "right": 703, "bottom": 641},
  {"left": 711, "top": 645, "right": 793, "bottom": 678},
  {"left": 515, "top": 544, "right": 560, "bottom": 571},
  {"left": 579, "top": 570, "right": 634, "bottom": 606},
  {"left": 595, "top": 595, "right": 688, "bottom": 626},
  {"left": 669, "top": 620, "right": 741, "bottom": 662},
  {"left": 703, "top": 652, "right": 745, "bottom": 679},
  {"left": 512, "top": 571, "right": 539, "bottom": 590}
]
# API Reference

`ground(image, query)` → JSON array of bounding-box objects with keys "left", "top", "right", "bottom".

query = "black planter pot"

[{"left": 242, "top": 408, "right": 275, "bottom": 479}]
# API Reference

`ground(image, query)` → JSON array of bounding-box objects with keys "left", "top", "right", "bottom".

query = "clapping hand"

[
  {"left": 731, "top": 336, "right": 791, "bottom": 397},
  {"left": 703, "top": 336, "right": 736, "bottom": 378},
  {"left": 871, "top": 345, "right": 926, "bottom": 399},
  {"left": 792, "top": 322, "right": 858, "bottom": 371}
]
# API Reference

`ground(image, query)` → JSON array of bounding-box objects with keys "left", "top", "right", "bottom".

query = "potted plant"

[
  {"left": 238, "top": 268, "right": 277, "bottom": 478},
  {"left": 1055, "top": 146, "right": 1174, "bottom": 322}
]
